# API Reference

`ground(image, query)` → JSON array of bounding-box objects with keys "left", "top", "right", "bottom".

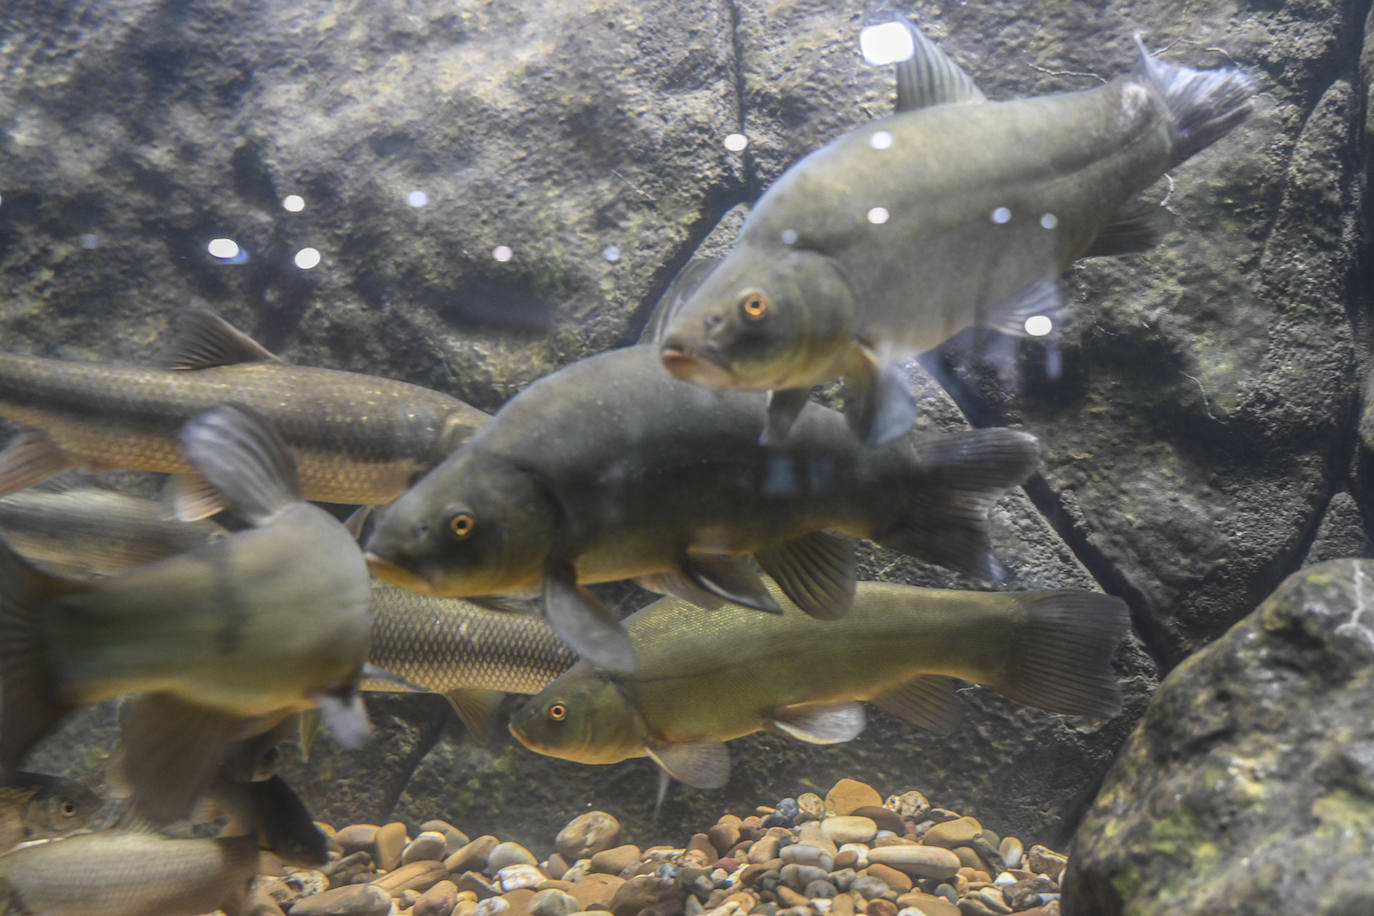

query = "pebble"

[
  {"left": 448, "top": 835, "right": 500, "bottom": 873},
  {"left": 886, "top": 791, "right": 930, "bottom": 821},
  {"left": 334, "top": 823, "right": 379, "bottom": 857},
  {"left": 610, "top": 875, "right": 678, "bottom": 916},
  {"left": 898, "top": 896, "right": 960, "bottom": 916},
  {"left": 288, "top": 884, "right": 392, "bottom": 916},
  {"left": 778, "top": 843, "right": 832, "bottom": 870},
  {"left": 707, "top": 820, "right": 741, "bottom": 856},
  {"left": 825, "top": 779, "right": 882, "bottom": 816},
  {"left": 423, "top": 819, "right": 471, "bottom": 854},
  {"left": 997, "top": 837, "right": 1023, "bottom": 871},
  {"left": 797, "top": 793, "right": 825, "bottom": 821},
  {"left": 851, "top": 805, "right": 906, "bottom": 835},
  {"left": 921, "top": 817, "right": 982, "bottom": 849},
  {"left": 748, "top": 835, "right": 780, "bottom": 863},
  {"left": 835, "top": 844, "right": 867, "bottom": 870},
  {"left": 849, "top": 876, "right": 891, "bottom": 900},
  {"left": 416, "top": 880, "right": 459, "bottom": 916},
  {"left": 489, "top": 841, "right": 539, "bottom": 872},
  {"left": 530, "top": 889, "right": 581, "bottom": 916},
  {"left": 763, "top": 798, "right": 800, "bottom": 828},
  {"left": 373, "top": 860, "right": 450, "bottom": 896},
  {"left": 1026, "top": 845, "right": 1067, "bottom": 882},
  {"left": 557, "top": 811, "right": 621, "bottom": 861},
  {"left": 867, "top": 845, "right": 961, "bottom": 880},
  {"left": 867, "top": 898, "right": 899, "bottom": 916},
  {"left": 568, "top": 873, "right": 625, "bottom": 908},
  {"left": 372, "top": 821, "right": 408, "bottom": 871},
  {"left": 404, "top": 831, "right": 451, "bottom": 865},
  {"left": 475, "top": 897, "right": 510, "bottom": 916},
  {"left": 864, "top": 862, "right": 912, "bottom": 892},
  {"left": 591, "top": 843, "right": 642, "bottom": 875},
  {"left": 497, "top": 864, "right": 548, "bottom": 891},
  {"left": 820, "top": 816, "right": 876, "bottom": 845},
  {"left": 456, "top": 871, "right": 499, "bottom": 898}
]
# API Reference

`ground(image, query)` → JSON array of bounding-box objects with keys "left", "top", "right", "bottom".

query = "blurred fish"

[
  {"left": 0, "top": 773, "right": 104, "bottom": 851},
  {"left": 510, "top": 581, "right": 1128, "bottom": 795},
  {"left": 0, "top": 307, "right": 488, "bottom": 518},
  {"left": 0, "top": 479, "right": 226, "bottom": 578},
  {"left": 366, "top": 583, "right": 577, "bottom": 735},
  {"left": 659, "top": 23, "right": 1255, "bottom": 446},
  {"left": 366, "top": 344, "right": 1040, "bottom": 673},
  {"left": 0, "top": 404, "right": 373, "bottom": 822}
]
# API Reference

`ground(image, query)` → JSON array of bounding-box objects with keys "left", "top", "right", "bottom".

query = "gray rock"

[{"left": 1064, "top": 559, "right": 1374, "bottom": 914}]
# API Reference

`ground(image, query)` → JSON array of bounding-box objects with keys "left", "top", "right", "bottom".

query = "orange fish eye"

[
  {"left": 447, "top": 512, "right": 476, "bottom": 540},
  {"left": 740, "top": 292, "right": 768, "bottom": 320},
  {"left": 549, "top": 703, "right": 568, "bottom": 721}
]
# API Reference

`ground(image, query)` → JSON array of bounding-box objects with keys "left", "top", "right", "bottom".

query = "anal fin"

[
  {"left": 755, "top": 531, "right": 855, "bottom": 620},
  {"left": 872, "top": 675, "right": 963, "bottom": 733},
  {"left": 163, "top": 472, "right": 228, "bottom": 521},
  {"left": 634, "top": 572, "right": 724, "bottom": 610},
  {"left": 0, "top": 431, "right": 73, "bottom": 496},
  {"left": 680, "top": 550, "right": 780, "bottom": 614},
  {"left": 982, "top": 279, "right": 1070, "bottom": 340}
]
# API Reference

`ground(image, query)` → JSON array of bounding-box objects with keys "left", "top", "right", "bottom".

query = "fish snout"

[
  {"left": 365, "top": 552, "right": 434, "bottom": 594},
  {"left": 659, "top": 342, "right": 699, "bottom": 380}
]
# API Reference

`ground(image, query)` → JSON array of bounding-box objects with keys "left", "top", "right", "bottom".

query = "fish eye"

[
  {"left": 740, "top": 292, "right": 768, "bottom": 320},
  {"left": 447, "top": 512, "right": 476, "bottom": 540},
  {"left": 59, "top": 799, "right": 77, "bottom": 817},
  {"left": 549, "top": 702, "right": 568, "bottom": 722}
]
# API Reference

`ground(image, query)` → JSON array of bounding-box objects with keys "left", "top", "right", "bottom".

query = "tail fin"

[
  {"left": 995, "top": 591, "right": 1129, "bottom": 718},
  {"left": 874, "top": 428, "right": 1040, "bottom": 581},
  {"left": 1133, "top": 34, "right": 1255, "bottom": 167},
  {"left": 0, "top": 537, "right": 79, "bottom": 772}
]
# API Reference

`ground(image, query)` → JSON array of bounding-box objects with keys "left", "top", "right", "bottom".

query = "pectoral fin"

[
  {"left": 442, "top": 688, "right": 506, "bottom": 740},
  {"left": 770, "top": 701, "right": 866, "bottom": 744},
  {"left": 893, "top": 19, "right": 987, "bottom": 112},
  {"left": 872, "top": 676, "right": 963, "bottom": 733},
  {"left": 178, "top": 404, "right": 302, "bottom": 525},
  {"left": 761, "top": 388, "right": 812, "bottom": 445},
  {"left": 162, "top": 472, "right": 228, "bottom": 521},
  {"left": 0, "top": 431, "right": 73, "bottom": 495},
  {"left": 543, "top": 564, "right": 637, "bottom": 673},
  {"left": 983, "top": 278, "right": 1070, "bottom": 339},
  {"left": 645, "top": 737, "right": 731, "bottom": 789},
  {"left": 755, "top": 531, "right": 855, "bottom": 619},
  {"left": 158, "top": 307, "right": 280, "bottom": 369},
  {"left": 844, "top": 345, "right": 917, "bottom": 448},
  {"left": 680, "top": 549, "right": 781, "bottom": 613}
]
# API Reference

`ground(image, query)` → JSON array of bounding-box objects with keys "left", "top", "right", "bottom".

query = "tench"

[
  {"left": 0, "top": 404, "right": 373, "bottom": 821},
  {"left": 0, "top": 773, "right": 104, "bottom": 852},
  {"left": 366, "top": 344, "right": 1040, "bottom": 673},
  {"left": 510, "top": 581, "right": 1128, "bottom": 792},
  {"left": 365, "top": 583, "right": 577, "bottom": 734},
  {"left": 659, "top": 22, "right": 1255, "bottom": 446},
  {"left": 0, "top": 480, "right": 226, "bottom": 577},
  {"left": 0, "top": 308, "right": 488, "bottom": 518}
]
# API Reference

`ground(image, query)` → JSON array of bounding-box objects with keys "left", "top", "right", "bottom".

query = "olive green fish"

[
  {"left": 365, "top": 583, "right": 577, "bottom": 734},
  {"left": 0, "top": 774, "right": 104, "bottom": 852},
  {"left": 0, "top": 481, "right": 226, "bottom": 578},
  {"left": 510, "top": 581, "right": 1127, "bottom": 792},
  {"left": 0, "top": 308, "right": 487, "bottom": 518},
  {"left": 0, "top": 404, "right": 373, "bottom": 822},
  {"left": 366, "top": 344, "right": 1040, "bottom": 673},
  {"left": 659, "top": 22, "right": 1255, "bottom": 446}
]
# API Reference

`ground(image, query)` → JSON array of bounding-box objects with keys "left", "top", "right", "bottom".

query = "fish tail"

[
  {"left": 1133, "top": 33, "right": 1255, "bottom": 167},
  {"left": 0, "top": 536, "right": 74, "bottom": 772},
  {"left": 997, "top": 591, "right": 1129, "bottom": 718},
  {"left": 875, "top": 428, "right": 1040, "bottom": 581}
]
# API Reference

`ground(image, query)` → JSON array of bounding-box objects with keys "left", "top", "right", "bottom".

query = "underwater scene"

[{"left": 0, "top": 0, "right": 1368, "bottom": 913}]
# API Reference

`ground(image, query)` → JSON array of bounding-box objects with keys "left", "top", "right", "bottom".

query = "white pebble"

[{"left": 476, "top": 898, "right": 510, "bottom": 916}]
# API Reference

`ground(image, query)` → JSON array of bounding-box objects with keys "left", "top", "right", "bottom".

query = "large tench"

[
  {"left": 367, "top": 344, "right": 1040, "bottom": 673},
  {"left": 0, "top": 773, "right": 104, "bottom": 852},
  {"left": 510, "top": 581, "right": 1127, "bottom": 792},
  {"left": 365, "top": 583, "right": 577, "bottom": 734},
  {"left": 659, "top": 22, "right": 1255, "bottom": 446},
  {"left": 0, "top": 405, "right": 373, "bottom": 821},
  {"left": 0, "top": 308, "right": 487, "bottom": 517}
]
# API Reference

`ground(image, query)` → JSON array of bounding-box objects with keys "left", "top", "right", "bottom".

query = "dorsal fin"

[
  {"left": 159, "top": 307, "right": 280, "bottom": 370},
  {"left": 894, "top": 20, "right": 986, "bottom": 112}
]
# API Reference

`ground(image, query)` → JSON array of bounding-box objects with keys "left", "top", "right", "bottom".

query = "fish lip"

[
  {"left": 660, "top": 342, "right": 737, "bottom": 387},
  {"left": 365, "top": 553, "right": 435, "bottom": 594}
]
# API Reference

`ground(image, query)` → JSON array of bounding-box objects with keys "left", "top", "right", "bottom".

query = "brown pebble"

[
  {"left": 682, "top": 833, "right": 716, "bottom": 868},
  {"left": 737, "top": 816, "right": 763, "bottom": 840},
  {"left": 335, "top": 824, "right": 380, "bottom": 857},
  {"left": 608, "top": 875, "right": 677, "bottom": 916},
  {"left": 867, "top": 845, "right": 960, "bottom": 880},
  {"left": 850, "top": 806, "right": 905, "bottom": 836},
  {"left": 501, "top": 887, "right": 539, "bottom": 916},
  {"left": 372, "top": 821, "right": 408, "bottom": 872},
  {"left": 1026, "top": 845, "right": 1067, "bottom": 882},
  {"left": 567, "top": 873, "right": 625, "bottom": 909},
  {"left": 556, "top": 812, "right": 621, "bottom": 862},
  {"left": 737, "top": 864, "right": 771, "bottom": 887},
  {"left": 373, "top": 860, "right": 449, "bottom": 896},
  {"left": 833, "top": 849, "right": 860, "bottom": 870},
  {"left": 952, "top": 846, "right": 983, "bottom": 871},
  {"left": 446, "top": 836, "right": 500, "bottom": 874},
  {"left": 873, "top": 835, "right": 915, "bottom": 848},
  {"left": 707, "top": 821, "right": 740, "bottom": 856},
  {"left": 776, "top": 886, "right": 810, "bottom": 908},
  {"left": 544, "top": 853, "right": 570, "bottom": 880},
  {"left": 421, "top": 820, "right": 471, "bottom": 856},
  {"left": 415, "top": 880, "right": 459, "bottom": 916},
  {"left": 589, "top": 843, "right": 641, "bottom": 876},
  {"left": 863, "top": 863, "right": 911, "bottom": 893},
  {"left": 403, "top": 832, "right": 450, "bottom": 866},
  {"left": 897, "top": 893, "right": 959, "bottom": 916},
  {"left": 866, "top": 898, "right": 898, "bottom": 916},
  {"left": 236, "top": 882, "right": 286, "bottom": 916},
  {"left": 957, "top": 866, "right": 991, "bottom": 885},
  {"left": 748, "top": 835, "right": 779, "bottom": 864},
  {"left": 922, "top": 817, "right": 982, "bottom": 849},
  {"left": 825, "top": 779, "right": 882, "bottom": 816},
  {"left": 453, "top": 871, "right": 498, "bottom": 899},
  {"left": 831, "top": 891, "right": 858, "bottom": 916},
  {"left": 798, "top": 792, "right": 825, "bottom": 820}
]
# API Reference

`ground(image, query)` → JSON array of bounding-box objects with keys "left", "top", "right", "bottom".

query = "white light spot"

[
  {"left": 282, "top": 194, "right": 305, "bottom": 212},
  {"left": 867, "top": 207, "right": 890, "bottom": 225},
  {"left": 80, "top": 234, "right": 99, "bottom": 250},
  {"left": 603, "top": 246, "right": 621, "bottom": 262},
  {"left": 860, "top": 22, "right": 916, "bottom": 65},
  {"left": 724, "top": 133, "right": 748, "bottom": 152},
  {"left": 991, "top": 207, "right": 1012, "bottom": 224},
  {"left": 781, "top": 228, "right": 799, "bottom": 245},
  {"left": 207, "top": 238, "right": 240, "bottom": 259},
  {"left": 407, "top": 190, "right": 429, "bottom": 208},
  {"left": 869, "top": 130, "right": 894, "bottom": 150},
  {"left": 492, "top": 245, "right": 513, "bottom": 262},
  {"left": 1040, "top": 213, "right": 1059, "bottom": 230},
  {"left": 294, "top": 247, "right": 321, "bottom": 269},
  {"left": 1024, "top": 315, "right": 1054, "bottom": 337}
]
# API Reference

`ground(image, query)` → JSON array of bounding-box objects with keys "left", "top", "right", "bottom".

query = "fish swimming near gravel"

[
  {"left": 0, "top": 307, "right": 488, "bottom": 518},
  {"left": 0, "top": 773, "right": 104, "bottom": 852},
  {"left": 0, "top": 404, "right": 374, "bottom": 822},
  {"left": 364, "top": 583, "right": 577, "bottom": 735},
  {"left": 366, "top": 344, "right": 1040, "bottom": 673},
  {"left": 658, "top": 21, "right": 1256, "bottom": 446},
  {"left": 509, "top": 581, "right": 1128, "bottom": 799}
]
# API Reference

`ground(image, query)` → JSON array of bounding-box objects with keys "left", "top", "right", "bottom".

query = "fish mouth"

[
  {"left": 660, "top": 342, "right": 738, "bottom": 388},
  {"left": 365, "top": 553, "right": 435, "bottom": 594}
]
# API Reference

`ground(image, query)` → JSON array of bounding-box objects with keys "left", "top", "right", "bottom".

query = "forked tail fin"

[{"left": 1133, "top": 33, "right": 1256, "bottom": 167}]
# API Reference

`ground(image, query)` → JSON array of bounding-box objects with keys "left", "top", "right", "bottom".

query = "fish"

[
  {"left": 366, "top": 344, "right": 1040, "bottom": 673},
  {"left": 509, "top": 581, "right": 1128, "bottom": 797},
  {"left": 658, "top": 22, "right": 1256, "bottom": 447},
  {"left": 0, "top": 479, "right": 227, "bottom": 578},
  {"left": 0, "top": 404, "right": 374, "bottom": 822},
  {"left": 364, "top": 583, "right": 578, "bottom": 735},
  {"left": 0, "top": 307, "right": 488, "bottom": 518},
  {"left": 0, "top": 773, "right": 104, "bottom": 852}
]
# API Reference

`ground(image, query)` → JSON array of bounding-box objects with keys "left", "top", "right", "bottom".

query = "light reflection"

[
  {"left": 1040, "top": 213, "right": 1059, "bottom": 230},
  {"left": 294, "top": 247, "right": 321, "bottom": 270},
  {"left": 492, "top": 245, "right": 513, "bottom": 262},
  {"left": 1025, "top": 315, "right": 1053, "bottom": 337},
  {"left": 866, "top": 207, "right": 890, "bottom": 225},
  {"left": 207, "top": 238, "right": 241, "bottom": 260},
  {"left": 282, "top": 195, "right": 305, "bottom": 212},
  {"left": 407, "top": 190, "right": 429, "bottom": 208},
  {"left": 81, "top": 234, "right": 99, "bottom": 250},
  {"left": 603, "top": 246, "right": 621, "bottom": 262},
  {"left": 869, "top": 130, "right": 894, "bottom": 150},
  {"left": 860, "top": 22, "right": 915, "bottom": 65},
  {"left": 992, "top": 207, "right": 1012, "bottom": 224},
  {"left": 724, "top": 133, "right": 748, "bottom": 152},
  {"left": 781, "top": 229, "right": 799, "bottom": 245}
]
